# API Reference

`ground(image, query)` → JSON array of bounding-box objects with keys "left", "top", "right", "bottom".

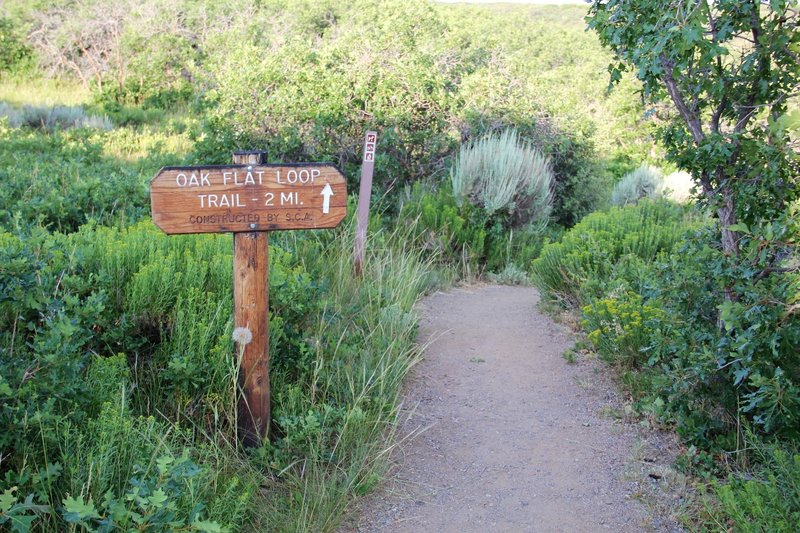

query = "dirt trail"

[{"left": 345, "top": 285, "right": 680, "bottom": 533}]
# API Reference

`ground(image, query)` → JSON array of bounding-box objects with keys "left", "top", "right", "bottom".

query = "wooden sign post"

[
  {"left": 150, "top": 152, "right": 347, "bottom": 446},
  {"left": 354, "top": 131, "right": 377, "bottom": 276}
]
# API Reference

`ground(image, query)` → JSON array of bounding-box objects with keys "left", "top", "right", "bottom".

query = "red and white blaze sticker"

[{"left": 363, "top": 131, "right": 377, "bottom": 163}]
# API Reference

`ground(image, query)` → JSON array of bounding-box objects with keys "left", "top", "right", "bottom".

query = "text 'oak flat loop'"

[{"left": 150, "top": 163, "right": 347, "bottom": 234}]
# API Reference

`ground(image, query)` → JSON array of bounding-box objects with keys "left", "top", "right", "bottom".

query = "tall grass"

[{"left": 250, "top": 219, "right": 441, "bottom": 530}]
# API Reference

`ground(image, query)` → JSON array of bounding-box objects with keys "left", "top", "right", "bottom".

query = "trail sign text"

[{"left": 150, "top": 163, "right": 347, "bottom": 234}]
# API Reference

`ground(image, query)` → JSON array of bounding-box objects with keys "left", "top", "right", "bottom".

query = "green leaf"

[
  {"left": 155, "top": 455, "right": 174, "bottom": 475},
  {"left": 769, "top": 110, "right": 800, "bottom": 136},
  {"left": 727, "top": 223, "right": 749, "bottom": 234},
  {"left": 7, "top": 514, "right": 35, "bottom": 533},
  {"left": 0, "top": 376, "right": 12, "bottom": 397},
  {"left": 734, "top": 367, "right": 750, "bottom": 386},
  {"left": 62, "top": 495, "right": 101, "bottom": 522},
  {"left": 0, "top": 487, "right": 17, "bottom": 514},
  {"left": 192, "top": 519, "right": 227, "bottom": 533},
  {"left": 719, "top": 300, "right": 745, "bottom": 332},
  {"left": 32, "top": 463, "right": 62, "bottom": 485},
  {"left": 147, "top": 489, "right": 168, "bottom": 509}
]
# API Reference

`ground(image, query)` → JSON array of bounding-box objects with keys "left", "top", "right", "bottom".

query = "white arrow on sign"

[{"left": 321, "top": 182, "right": 334, "bottom": 214}]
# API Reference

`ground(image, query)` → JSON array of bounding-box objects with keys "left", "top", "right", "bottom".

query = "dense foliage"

[
  {"left": 585, "top": 2, "right": 800, "bottom": 526},
  {"left": 4, "top": 0, "right": 653, "bottom": 225},
  {"left": 534, "top": 199, "right": 800, "bottom": 527},
  {"left": 588, "top": 0, "right": 800, "bottom": 254},
  {"left": 0, "top": 166, "right": 437, "bottom": 530},
  {"left": 3, "top": 0, "right": 797, "bottom": 529}
]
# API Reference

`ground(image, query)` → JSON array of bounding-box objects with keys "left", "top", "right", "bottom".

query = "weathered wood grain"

[
  {"left": 231, "top": 151, "right": 270, "bottom": 447},
  {"left": 150, "top": 163, "right": 347, "bottom": 234}
]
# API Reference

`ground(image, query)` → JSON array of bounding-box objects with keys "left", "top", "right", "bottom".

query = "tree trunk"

[
  {"left": 717, "top": 187, "right": 739, "bottom": 314},
  {"left": 718, "top": 188, "right": 738, "bottom": 257}
]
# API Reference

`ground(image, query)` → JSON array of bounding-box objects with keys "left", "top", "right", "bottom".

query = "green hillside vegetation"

[
  {"left": 0, "top": 0, "right": 797, "bottom": 531},
  {"left": 2, "top": 0, "right": 652, "bottom": 224}
]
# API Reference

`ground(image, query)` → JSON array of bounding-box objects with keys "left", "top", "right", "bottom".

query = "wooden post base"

[{"left": 232, "top": 151, "right": 270, "bottom": 446}]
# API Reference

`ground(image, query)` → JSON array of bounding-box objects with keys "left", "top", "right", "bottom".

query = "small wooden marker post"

[
  {"left": 354, "top": 131, "right": 377, "bottom": 276},
  {"left": 150, "top": 153, "right": 347, "bottom": 446}
]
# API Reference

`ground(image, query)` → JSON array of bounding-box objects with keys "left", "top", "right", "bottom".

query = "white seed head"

[{"left": 232, "top": 326, "right": 253, "bottom": 345}]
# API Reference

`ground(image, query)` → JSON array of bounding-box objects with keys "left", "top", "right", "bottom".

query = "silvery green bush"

[
  {"left": 610, "top": 164, "right": 663, "bottom": 206},
  {"left": 451, "top": 128, "right": 553, "bottom": 228}
]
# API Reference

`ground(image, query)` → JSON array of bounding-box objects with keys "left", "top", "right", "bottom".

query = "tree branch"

[
  {"left": 735, "top": 1, "right": 768, "bottom": 133},
  {"left": 660, "top": 54, "right": 705, "bottom": 144}
]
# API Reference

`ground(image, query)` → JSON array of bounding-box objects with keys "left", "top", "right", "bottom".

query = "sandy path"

[{"left": 345, "top": 285, "right": 673, "bottom": 532}]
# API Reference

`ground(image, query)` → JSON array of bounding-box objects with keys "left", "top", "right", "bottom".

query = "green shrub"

[
  {"left": 0, "top": 17, "right": 34, "bottom": 76},
  {"left": 0, "top": 103, "right": 113, "bottom": 132},
  {"left": 545, "top": 131, "right": 612, "bottom": 227},
  {"left": 0, "top": 125, "right": 186, "bottom": 232},
  {"left": 398, "top": 182, "right": 488, "bottom": 271},
  {"left": 712, "top": 443, "right": 800, "bottom": 532},
  {"left": 582, "top": 288, "right": 665, "bottom": 369},
  {"left": 538, "top": 200, "right": 800, "bottom": 448},
  {"left": 610, "top": 164, "right": 663, "bottom": 206},
  {"left": 398, "top": 182, "right": 551, "bottom": 274},
  {"left": 643, "top": 218, "right": 800, "bottom": 444},
  {"left": 450, "top": 128, "right": 552, "bottom": 227},
  {"left": 531, "top": 200, "right": 689, "bottom": 305},
  {"left": 0, "top": 208, "right": 442, "bottom": 529}
]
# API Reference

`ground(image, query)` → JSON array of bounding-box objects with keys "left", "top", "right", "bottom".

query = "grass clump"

[{"left": 0, "top": 102, "right": 113, "bottom": 132}]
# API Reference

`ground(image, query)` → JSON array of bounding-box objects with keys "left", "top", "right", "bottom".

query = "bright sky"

[{"left": 436, "top": 0, "right": 587, "bottom": 4}]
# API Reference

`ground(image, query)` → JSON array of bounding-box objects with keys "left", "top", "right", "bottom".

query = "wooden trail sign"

[
  {"left": 150, "top": 163, "right": 347, "bottom": 234},
  {"left": 150, "top": 152, "right": 347, "bottom": 446}
]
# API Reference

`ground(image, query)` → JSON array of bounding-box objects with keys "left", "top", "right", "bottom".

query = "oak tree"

[{"left": 588, "top": 0, "right": 799, "bottom": 257}]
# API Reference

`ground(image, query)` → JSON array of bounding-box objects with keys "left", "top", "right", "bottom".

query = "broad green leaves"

[
  {"left": 588, "top": 1, "right": 800, "bottom": 231},
  {"left": 0, "top": 488, "right": 50, "bottom": 533}
]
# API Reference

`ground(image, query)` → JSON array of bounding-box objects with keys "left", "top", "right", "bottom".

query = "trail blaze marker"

[
  {"left": 354, "top": 131, "right": 377, "bottom": 276},
  {"left": 150, "top": 152, "right": 347, "bottom": 446}
]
